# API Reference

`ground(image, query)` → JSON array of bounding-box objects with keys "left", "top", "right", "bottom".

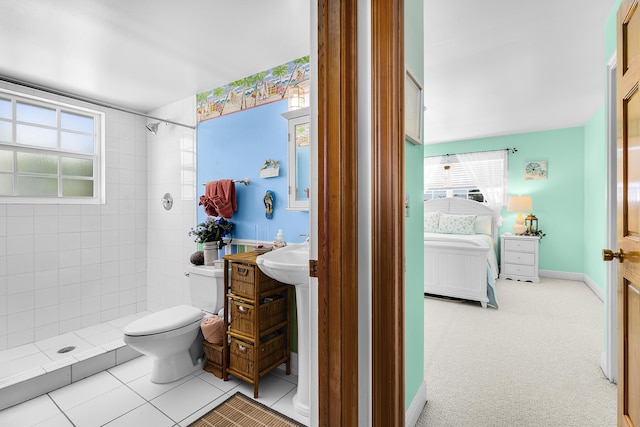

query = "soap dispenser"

[{"left": 274, "top": 229, "right": 287, "bottom": 249}]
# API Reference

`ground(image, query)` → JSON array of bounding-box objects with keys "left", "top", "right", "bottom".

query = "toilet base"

[
  {"left": 149, "top": 335, "right": 205, "bottom": 383},
  {"left": 149, "top": 350, "right": 205, "bottom": 384}
]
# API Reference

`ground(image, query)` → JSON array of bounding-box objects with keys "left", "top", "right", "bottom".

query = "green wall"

[
  {"left": 404, "top": 0, "right": 425, "bottom": 412},
  {"left": 582, "top": 0, "right": 621, "bottom": 293},
  {"left": 424, "top": 127, "right": 586, "bottom": 274},
  {"left": 583, "top": 106, "right": 607, "bottom": 289}
]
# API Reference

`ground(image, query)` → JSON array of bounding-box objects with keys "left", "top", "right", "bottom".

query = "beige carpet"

[{"left": 417, "top": 277, "right": 617, "bottom": 427}]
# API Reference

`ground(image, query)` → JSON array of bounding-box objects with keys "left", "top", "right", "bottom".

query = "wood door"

[{"left": 616, "top": 1, "right": 640, "bottom": 426}]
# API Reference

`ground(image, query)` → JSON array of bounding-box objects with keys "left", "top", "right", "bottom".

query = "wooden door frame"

[{"left": 317, "top": 0, "right": 405, "bottom": 425}]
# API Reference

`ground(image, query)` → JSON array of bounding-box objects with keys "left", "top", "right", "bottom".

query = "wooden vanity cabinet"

[{"left": 222, "top": 252, "right": 291, "bottom": 398}]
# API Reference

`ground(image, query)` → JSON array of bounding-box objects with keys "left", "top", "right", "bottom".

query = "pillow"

[
  {"left": 437, "top": 213, "right": 477, "bottom": 235},
  {"left": 474, "top": 215, "right": 493, "bottom": 236},
  {"left": 424, "top": 211, "right": 440, "bottom": 232}
]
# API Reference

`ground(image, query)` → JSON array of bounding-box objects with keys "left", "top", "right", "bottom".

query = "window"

[
  {"left": 424, "top": 150, "right": 508, "bottom": 223},
  {"left": 424, "top": 188, "right": 484, "bottom": 202},
  {"left": 0, "top": 89, "right": 104, "bottom": 203}
]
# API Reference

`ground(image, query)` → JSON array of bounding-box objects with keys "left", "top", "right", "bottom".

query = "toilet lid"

[{"left": 123, "top": 305, "right": 203, "bottom": 336}]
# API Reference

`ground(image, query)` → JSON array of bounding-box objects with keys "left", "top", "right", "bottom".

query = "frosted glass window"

[
  {"left": 61, "top": 111, "right": 93, "bottom": 133},
  {"left": 61, "top": 131, "right": 93, "bottom": 154},
  {"left": 17, "top": 152, "right": 58, "bottom": 174},
  {"left": 0, "top": 88, "right": 103, "bottom": 203},
  {"left": 16, "top": 124, "right": 57, "bottom": 148},
  {"left": 0, "top": 151, "right": 13, "bottom": 172},
  {"left": 0, "top": 121, "right": 11, "bottom": 143},
  {"left": 62, "top": 179, "right": 93, "bottom": 197},
  {"left": 16, "top": 102, "right": 56, "bottom": 126},
  {"left": 0, "top": 98, "right": 11, "bottom": 119},
  {"left": 0, "top": 175, "right": 12, "bottom": 195},
  {"left": 62, "top": 157, "right": 92, "bottom": 177},
  {"left": 17, "top": 176, "right": 57, "bottom": 196}
]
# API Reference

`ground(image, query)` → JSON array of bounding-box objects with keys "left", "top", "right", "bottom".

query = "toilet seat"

[{"left": 124, "top": 305, "right": 203, "bottom": 337}]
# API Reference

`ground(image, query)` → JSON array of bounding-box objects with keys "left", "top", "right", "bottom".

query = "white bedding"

[{"left": 423, "top": 232, "right": 499, "bottom": 280}]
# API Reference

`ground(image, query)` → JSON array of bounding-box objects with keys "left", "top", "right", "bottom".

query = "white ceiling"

[
  {"left": 0, "top": 1, "right": 617, "bottom": 144},
  {"left": 424, "top": 0, "right": 617, "bottom": 144},
  {"left": 0, "top": 0, "right": 310, "bottom": 113}
]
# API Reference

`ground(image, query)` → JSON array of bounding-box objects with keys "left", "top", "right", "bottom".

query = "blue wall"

[{"left": 197, "top": 100, "right": 309, "bottom": 244}]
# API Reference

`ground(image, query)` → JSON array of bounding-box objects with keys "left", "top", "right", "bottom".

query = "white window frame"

[
  {"left": 424, "top": 150, "right": 508, "bottom": 225},
  {"left": 0, "top": 88, "right": 105, "bottom": 204}
]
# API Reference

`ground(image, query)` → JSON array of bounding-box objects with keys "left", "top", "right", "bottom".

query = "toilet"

[{"left": 123, "top": 265, "right": 225, "bottom": 383}]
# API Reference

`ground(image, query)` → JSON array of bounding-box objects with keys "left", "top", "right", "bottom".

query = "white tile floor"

[
  {"left": 0, "top": 312, "right": 152, "bottom": 387},
  {"left": 0, "top": 354, "right": 307, "bottom": 427},
  {"left": 0, "top": 312, "right": 307, "bottom": 426}
]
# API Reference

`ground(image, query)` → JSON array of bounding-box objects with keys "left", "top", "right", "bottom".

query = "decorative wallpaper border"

[{"left": 196, "top": 56, "right": 310, "bottom": 123}]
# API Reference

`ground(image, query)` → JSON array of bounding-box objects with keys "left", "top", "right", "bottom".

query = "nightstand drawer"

[
  {"left": 504, "top": 251, "right": 535, "bottom": 266},
  {"left": 503, "top": 263, "right": 535, "bottom": 277},
  {"left": 504, "top": 239, "right": 536, "bottom": 253}
]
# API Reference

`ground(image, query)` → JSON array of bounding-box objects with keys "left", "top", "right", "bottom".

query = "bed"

[{"left": 423, "top": 198, "right": 500, "bottom": 308}]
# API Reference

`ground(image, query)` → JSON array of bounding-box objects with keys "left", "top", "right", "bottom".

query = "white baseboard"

[
  {"left": 406, "top": 380, "right": 427, "bottom": 427},
  {"left": 583, "top": 274, "right": 605, "bottom": 302},
  {"left": 538, "top": 270, "right": 605, "bottom": 302},
  {"left": 538, "top": 270, "right": 584, "bottom": 282}
]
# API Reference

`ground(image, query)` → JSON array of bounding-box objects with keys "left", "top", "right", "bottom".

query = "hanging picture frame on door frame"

[{"left": 405, "top": 68, "right": 423, "bottom": 145}]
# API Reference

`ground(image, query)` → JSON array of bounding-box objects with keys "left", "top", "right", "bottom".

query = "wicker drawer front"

[
  {"left": 201, "top": 340, "right": 224, "bottom": 378},
  {"left": 231, "top": 263, "right": 256, "bottom": 297},
  {"left": 229, "top": 334, "right": 286, "bottom": 379},
  {"left": 229, "top": 297, "right": 286, "bottom": 338},
  {"left": 230, "top": 263, "right": 283, "bottom": 299}
]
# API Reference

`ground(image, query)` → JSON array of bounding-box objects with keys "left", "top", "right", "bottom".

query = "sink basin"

[
  {"left": 256, "top": 242, "right": 309, "bottom": 285},
  {"left": 256, "top": 240, "right": 311, "bottom": 417}
]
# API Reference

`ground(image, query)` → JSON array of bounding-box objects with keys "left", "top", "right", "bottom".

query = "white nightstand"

[{"left": 500, "top": 234, "right": 540, "bottom": 283}]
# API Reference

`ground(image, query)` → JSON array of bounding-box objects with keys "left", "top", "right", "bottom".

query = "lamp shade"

[{"left": 507, "top": 196, "right": 532, "bottom": 213}]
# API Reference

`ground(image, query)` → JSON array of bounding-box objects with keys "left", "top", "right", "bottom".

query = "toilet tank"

[{"left": 187, "top": 265, "right": 225, "bottom": 314}]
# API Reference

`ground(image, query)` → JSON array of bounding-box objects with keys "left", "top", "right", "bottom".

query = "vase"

[{"left": 202, "top": 241, "right": 219, "bottom": 266}]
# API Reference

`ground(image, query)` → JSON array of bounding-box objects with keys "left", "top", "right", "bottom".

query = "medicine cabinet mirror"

[{"left": 281, "top": 107, "right": 310, "bottom": 211}]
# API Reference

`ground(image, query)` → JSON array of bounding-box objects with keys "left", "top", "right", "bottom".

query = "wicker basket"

[
  {"left": 201, "top": 340, "right": 224, "bottom": 378},
  {"left": 229, "top": 334, "right": 286, "bottom": 379},
  {"left": 229, "top": 297, "right": 286, "bottom": 338},
  {"left": 230, "top": 263, "right": 281, "bottom": 298}
]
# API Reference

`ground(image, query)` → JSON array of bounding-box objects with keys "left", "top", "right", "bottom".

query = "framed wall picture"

[
  {"left": 524, "top": 160, "right": 547, "bottom": 180},
  {"left": 405, "top": 69, "right": 423, "bottom": 145}
]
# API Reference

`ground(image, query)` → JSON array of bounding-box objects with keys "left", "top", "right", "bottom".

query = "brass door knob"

[{"left": 603, "top": 248, "right": 624, "bottom": 262}]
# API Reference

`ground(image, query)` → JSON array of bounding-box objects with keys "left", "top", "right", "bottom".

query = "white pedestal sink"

[{"left": 256, "top": 242, "right": 310, "bottom": 417}]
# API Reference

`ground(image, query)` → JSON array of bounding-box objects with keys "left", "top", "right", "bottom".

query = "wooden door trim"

[
  {"left": 317, "top": 1, "right": 359, "bottom": 425},
  {"left": 317, "top": 0, "right": 405, "bottom": 425},
  {"left": 371, "top": 0, "right": 405, "bottom": 426}
]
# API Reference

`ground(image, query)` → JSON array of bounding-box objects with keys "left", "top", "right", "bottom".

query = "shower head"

[{"left": 146, "top": 122, "right": 160, "bottom": 134}]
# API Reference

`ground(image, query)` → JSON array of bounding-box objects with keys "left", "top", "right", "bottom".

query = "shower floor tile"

[{"left": 0, "top": 312, "right": 149, "bottom": 385}]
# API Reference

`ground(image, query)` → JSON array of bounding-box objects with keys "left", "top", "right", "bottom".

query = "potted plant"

[{"left": 189, "top": 217, "right": 233, "bottom": 265}]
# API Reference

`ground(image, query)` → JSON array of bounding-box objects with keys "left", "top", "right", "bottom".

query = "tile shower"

[{"left": 0, "top": 83, "right": 199, "bottom": 406}]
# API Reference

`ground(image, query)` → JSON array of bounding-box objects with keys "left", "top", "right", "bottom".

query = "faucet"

[{"left": 299, "top": 234, "right": 310, "bottom": 242}]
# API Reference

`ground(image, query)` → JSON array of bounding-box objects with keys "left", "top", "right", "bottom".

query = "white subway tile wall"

[{"left": 0, "top": 82, "right": 198, "bottom": 352}]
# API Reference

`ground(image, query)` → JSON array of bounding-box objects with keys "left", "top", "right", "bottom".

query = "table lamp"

[{"left": 507, "top": 195, "right": 532, "bottom": 235}]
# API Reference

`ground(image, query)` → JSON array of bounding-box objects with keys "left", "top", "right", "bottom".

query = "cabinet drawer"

[
  {"left": 503, "top": 263, "right": 535, "bottom": 277},
  {"left": 504, "top": 239, "right": 536, "bottom": 253},
  {"left": 229, "top": 297, "right": 286, "bottom": 338},
  {"left": 230, "top": 263, "right": 281, "bottom": 299},
  {"left": 504, "top": 251, "right": 534, "bottom": 266},
  {"left": 229, "top": 334, "right": 286, "bottom": 380}
]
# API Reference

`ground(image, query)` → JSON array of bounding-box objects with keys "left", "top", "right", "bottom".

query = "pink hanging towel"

[{"left": 199, "top": 179, "right": 237, "bottom": 218}]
